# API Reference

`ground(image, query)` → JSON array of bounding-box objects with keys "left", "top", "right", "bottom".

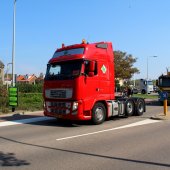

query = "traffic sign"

[{"left": 161, "top": 91, "right": 168, "bottom": 100}]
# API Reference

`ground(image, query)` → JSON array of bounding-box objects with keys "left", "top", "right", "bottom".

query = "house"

[
  {"left": 0, "top": 60, "right": 4, "bottom": 84},
  {"left": 4, "top": 73, "right": 12, "bottom": 86},
  {"left": 17, "top": 74, "right": 37, "bottom": 84}
]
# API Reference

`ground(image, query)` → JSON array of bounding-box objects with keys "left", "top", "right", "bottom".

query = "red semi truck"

[{"left": 43, "top": 40, "right": 145, "bottom": 124}]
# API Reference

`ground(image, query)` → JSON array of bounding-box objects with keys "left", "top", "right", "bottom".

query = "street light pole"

[
  {"left": 12, "top": 0, "right": 16, "bottom": 87},
  {"left": 147, "top": 56, "right": 157, "bottom": 80},
  {"left": 6, "top": 63, "right": 12, "bottom": 89}
]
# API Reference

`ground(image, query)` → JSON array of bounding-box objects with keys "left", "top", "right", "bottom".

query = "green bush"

[
  {"left": 16, "top": 83, "right": 43, "bottom": 93},
  {"left": 0, "top": 85, "right": 9, "bottom": 113},
  {"left": 0, "top": 84, "right": 43, "bottom": 114},
  {"left": 18, "top": 93, "right": 43, "bottom": 111}
]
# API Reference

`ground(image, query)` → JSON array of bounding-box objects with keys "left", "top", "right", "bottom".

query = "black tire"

[
  {"left": 141, "top": 89, "right": 146, "bottom": 94},
  {"left": 92, "top": 102, "right": 106, "bottom": 125},
  {"left": 136, "top": 99, "right": 145, "bottom": 116},
  {"left": 125, "top": 100, "right": 134, "bottom": 117}
]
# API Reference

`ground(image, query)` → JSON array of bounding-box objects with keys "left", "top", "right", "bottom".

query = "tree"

[{"left": 114, "top": 51, "right": 139, "bottom": 79}]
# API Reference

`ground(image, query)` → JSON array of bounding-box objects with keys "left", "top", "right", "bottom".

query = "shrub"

[
  {"left": 17, "top": 93, "right": 43, "bottom": 111},
  {"left": 0, "top": 85, "right": 9, "bottom": 113},
  {"left": 0, "top": 84, "right": 43, "bottom": 114},
  {"left": 16, "top": 83, "right": 43, "bottom": 93}
]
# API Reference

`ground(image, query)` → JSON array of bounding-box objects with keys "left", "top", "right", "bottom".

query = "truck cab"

[
  {"left": 44, "top": 41, "right": 115, "bottom": 123},
  {"left": 137, "top": 79, "right": 154, "bottom": 94},
  {"left": 157, "top": 74, "right": 170, "bottom": 104}
]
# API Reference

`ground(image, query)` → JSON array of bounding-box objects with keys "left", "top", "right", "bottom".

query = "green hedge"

[
  {"left": 16, "top": 83, "right": 43, "bottom": 93},
  {"left": 0, "top": 84, "right": 43, "bottom": 113},
  {"left": 18, "top": 93, "right": 43, "bottom": 111}
]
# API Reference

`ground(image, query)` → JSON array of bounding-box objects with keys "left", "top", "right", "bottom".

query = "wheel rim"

[
  {"left": 127, "top": 102, "right": 133, "bottom": 113},
  {"left": 138, "top": 102, "right": 144, "bottom": 113},
  {"left": 95, "top": 107, "right": 104, "bottom": 121}
]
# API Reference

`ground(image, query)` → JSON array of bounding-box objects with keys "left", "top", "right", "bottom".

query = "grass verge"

[
  {"left": 0, "top": 93, "right": 43, "bottom": 114},
  {"left": 133, "top": 93, "right": 158, "bottom": 99}
]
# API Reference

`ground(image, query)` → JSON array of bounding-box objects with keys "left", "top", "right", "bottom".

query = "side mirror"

[
  {"left": 88, "top": 72, "right": 94, "bottom": 77},
  {"left": 88, "top": 61, "right": 95, "bottom": 77},
  {"left": 89, "top": 61, "right": 95, "bottom": 72}
]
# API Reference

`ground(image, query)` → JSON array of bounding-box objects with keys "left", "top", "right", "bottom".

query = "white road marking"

[
  {"left": 0, "top": 117, "right": 55, "bottom": 127},
  {"left": 56, "top": 119, "right": 161, "bottom": 141}
]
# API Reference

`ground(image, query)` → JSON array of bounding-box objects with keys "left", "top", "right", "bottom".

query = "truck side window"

[
  {"left": 160, "top": 78, "right": 162, "bottom": 86},
  {"left": 84, "top": 60, "right": 97, "bottom": 76}
]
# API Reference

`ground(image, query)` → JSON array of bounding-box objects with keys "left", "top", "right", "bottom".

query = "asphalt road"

[{"left": 0, "top": 104, "right": 170, "bottom": 170}]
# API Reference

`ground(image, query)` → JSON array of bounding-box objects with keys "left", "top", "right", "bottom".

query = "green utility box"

[{"left": 9, "top": 87, "right": 18, "bottom": 107}]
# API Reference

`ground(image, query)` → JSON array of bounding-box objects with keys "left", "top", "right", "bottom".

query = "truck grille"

[
  {"left": 45, "top": 88, "right": 72, "bottom": 99},
  {"left": 46, "top": 101, "right": 71, "bottom": 114}
]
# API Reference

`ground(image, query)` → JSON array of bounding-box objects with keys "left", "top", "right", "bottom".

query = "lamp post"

[
  {"left": 12, "top": 0, "right": 17, "bottom": 87},
  {"left": 147, "top": 56, "right": 157, "bottom": 80},
  {"left": 6, "top": 63, "right": 12, "bottom": 89}
]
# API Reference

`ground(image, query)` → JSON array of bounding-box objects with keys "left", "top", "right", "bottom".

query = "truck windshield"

[
  {"left": 159, "top": 77, "right": 170, "bottom": 87},
  {"left": 45, "top": 60, "right": 82, "bottom": 80},
  {"left": 53, "top": 48, "right": 84, "bottom": 58},
  {"left": 147, "top": 81, "right": 153, "bottom": 85}
]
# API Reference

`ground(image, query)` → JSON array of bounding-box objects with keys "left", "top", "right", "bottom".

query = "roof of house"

[
  {"left": 17, "top": 75, "right": 25, "bottom": 81},
  {"left": 17, "top": 74, "right": 37, "bottom": 82}
]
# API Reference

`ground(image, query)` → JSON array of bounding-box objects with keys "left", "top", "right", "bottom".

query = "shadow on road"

[
  {"left": 0, "top": 113, "right": 41, "bottom": 122},
  {"left": 0, "top": 151, "right": 30, "bottom": 167},
  {"left": 0, "top": 136, "right": 170, "bottom": 168}
]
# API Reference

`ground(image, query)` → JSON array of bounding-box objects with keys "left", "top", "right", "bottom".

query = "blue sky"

[{"left": 0, "top": 0, "right": 170, "bottom": 79}]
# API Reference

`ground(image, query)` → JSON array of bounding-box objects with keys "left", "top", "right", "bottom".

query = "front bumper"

[{"left": 43, "top": 100, "right": 91, "bottom": 121}]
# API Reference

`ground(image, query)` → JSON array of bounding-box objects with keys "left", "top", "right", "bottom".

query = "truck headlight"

[
  {"left": 46, "top": 102, "right": 51, "bottom": 112},
  {"left": 72, "top": 102, "right": 78, "bottom": 111}
]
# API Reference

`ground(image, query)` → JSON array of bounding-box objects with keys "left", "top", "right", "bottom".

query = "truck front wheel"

[{"left": 92, "top": 102, "right": 106, "bottom": 125}]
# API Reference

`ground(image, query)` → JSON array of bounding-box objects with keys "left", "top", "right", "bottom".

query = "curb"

[
  {"left": 145, "top": 99, "right": 158, "bottom": 104},
  {"left": 150, "top": 113, "right": 170, "bottom": 120}
]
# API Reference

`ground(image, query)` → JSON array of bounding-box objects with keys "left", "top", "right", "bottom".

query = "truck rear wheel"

[
  {"left": 125, "top": 100, "right": 134, "bottom": 117},
  {"left": 136, "top": 99, "right": 145, "bottom": 116},
  {"left": 92, "top": 102, "right": 106, "bottom": 125}
]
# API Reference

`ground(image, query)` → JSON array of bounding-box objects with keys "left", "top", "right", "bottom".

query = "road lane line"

[
  {"left": 0, "top": 117, "right": 55, "bottom": 127},
  {"left": 56, "top": 119, "right": 161, "bottom": 141}
]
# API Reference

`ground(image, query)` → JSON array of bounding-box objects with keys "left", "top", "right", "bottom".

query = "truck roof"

[
  {"left": 49, "top": 41, "right": 114, "bottom": 63},
  {"left": 56, "top": 41, "right": 106, "bottom": 51}
]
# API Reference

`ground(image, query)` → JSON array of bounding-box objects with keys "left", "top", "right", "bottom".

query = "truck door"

[
  {"left": 81, "top": 60, "right": 99, "bottom": 110},
  {"left": 98, "top": 61, "right": 111, "bottom": 99}
]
